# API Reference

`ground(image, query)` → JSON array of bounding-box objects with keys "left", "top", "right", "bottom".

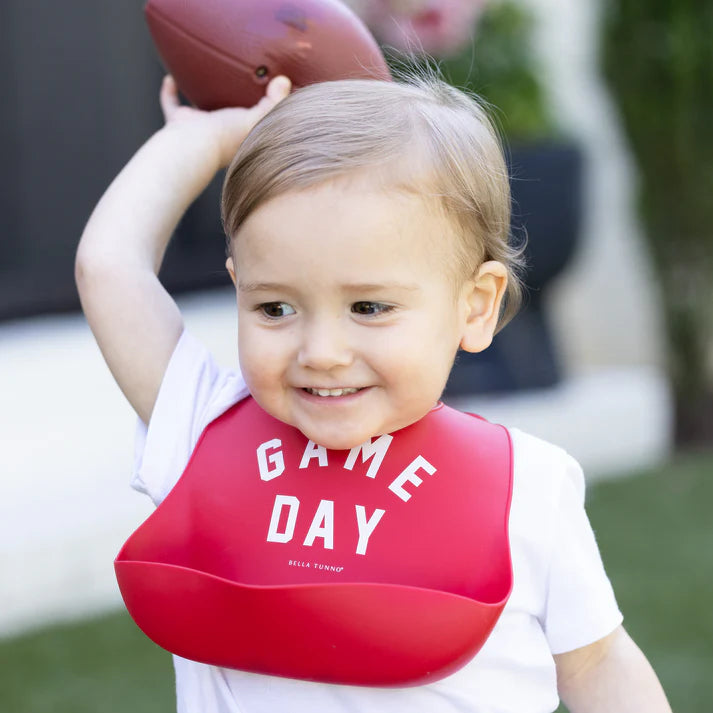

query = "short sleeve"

[
  {"left": 131, "top": 330, "right": 249, "bottom": 505},
  {"left": 543, "top": 456, "right": 623, "bottom": 653}
]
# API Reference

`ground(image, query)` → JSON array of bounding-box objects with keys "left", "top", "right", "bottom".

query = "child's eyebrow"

[
  {"left": 238, "top": 281, "right": 291, "bottom": 293},
  {"left": 238, "top": 281, "right": 421, "bottom": 293},
  {"left": 342, "top": 282, "right": 421, "bottom": 293}
]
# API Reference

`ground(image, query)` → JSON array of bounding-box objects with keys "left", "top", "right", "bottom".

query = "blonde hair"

[{"left": 222, "top": 73, "right": 525, "bottom": 330}]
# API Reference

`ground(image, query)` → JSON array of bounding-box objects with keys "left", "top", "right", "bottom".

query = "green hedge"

[{"left": 602, "top": 0, "right": 713, "bottom": 440}]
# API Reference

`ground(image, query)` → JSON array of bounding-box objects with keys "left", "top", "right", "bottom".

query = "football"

[{"left": 145, "top": 0, "right": 392, "bottom": 110}]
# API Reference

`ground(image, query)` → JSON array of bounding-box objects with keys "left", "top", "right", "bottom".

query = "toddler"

[{"left": 76, "top": 72, "right": 671, "bottom": 712}]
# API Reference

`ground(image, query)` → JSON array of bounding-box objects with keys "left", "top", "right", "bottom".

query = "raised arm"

[{"left": 76, "top": 75, "right": 291, "bottom": 424}]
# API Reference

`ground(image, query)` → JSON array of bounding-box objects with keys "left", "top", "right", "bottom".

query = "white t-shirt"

[{"left": 132, "top": 331, "right": 623, "bottom": 713}]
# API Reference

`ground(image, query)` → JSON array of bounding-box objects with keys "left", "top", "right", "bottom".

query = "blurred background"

[{"left": 1, "top": 0, "right": 711, "bottom": 710}]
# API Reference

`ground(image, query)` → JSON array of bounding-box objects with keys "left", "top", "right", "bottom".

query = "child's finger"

[
  {"left": 266, "top": 75, "right": 292, "bottom": 103},
  {"left": 246, "top": 76, "right": 292, "bottom": 121},
  {"left": 159, "top": 75, "right": 180, "bottom": 121}
]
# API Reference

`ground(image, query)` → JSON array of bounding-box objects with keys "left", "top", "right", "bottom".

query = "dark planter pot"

[{"left": 445, "top": 141, "right": 584, "bottom": 396}]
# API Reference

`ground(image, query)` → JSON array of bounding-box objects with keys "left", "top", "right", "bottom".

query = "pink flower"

[{"left": 346, "top": 0, "right": 487, "bottom": 58}]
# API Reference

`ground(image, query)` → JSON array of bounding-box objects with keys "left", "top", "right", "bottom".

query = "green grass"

[
  {"left": 574, "top": 450, "right": 713, "bottom": 712},
  {"left": 0, "top": 612, "right": 174, "bottom": 713},
  {"left": 2, "top": 451, "right": 711, "bottom": 712},
  {"left": 556, "top": 450, "right": 713, "bottom": 712}
]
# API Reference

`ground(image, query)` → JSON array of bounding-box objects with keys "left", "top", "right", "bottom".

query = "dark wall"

[{"left": 0, "top": 0, "right": 228, "bottom": 322}]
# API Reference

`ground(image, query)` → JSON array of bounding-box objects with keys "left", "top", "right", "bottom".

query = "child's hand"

[{"left": 159, "top": 74, "right": 292, "bottom": 169}]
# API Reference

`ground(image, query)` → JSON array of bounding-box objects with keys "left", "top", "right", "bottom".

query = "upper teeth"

[{"left": 307, "top": 387, "right": 360, "bottom": 397}]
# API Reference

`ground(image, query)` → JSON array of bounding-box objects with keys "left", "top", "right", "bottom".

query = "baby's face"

[{"left": 228, "top": 180, "right": 481, "bottom": 450}]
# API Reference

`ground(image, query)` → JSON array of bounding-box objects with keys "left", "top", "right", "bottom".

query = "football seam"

[{"left": 147, "top": 4, "right": 258, "bottom": 74}]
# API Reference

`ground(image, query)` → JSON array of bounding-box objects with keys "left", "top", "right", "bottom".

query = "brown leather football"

[{"left": 145, "top": 0, "right": 392, "bottom": 110}]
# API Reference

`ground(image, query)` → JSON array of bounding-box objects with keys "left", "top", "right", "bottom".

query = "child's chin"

[
  {"left": 305, "top": 433, "right": 366, "bottom": 452},
  {"left": 297, "top": 424, "right": 374, "bottom": 452}
]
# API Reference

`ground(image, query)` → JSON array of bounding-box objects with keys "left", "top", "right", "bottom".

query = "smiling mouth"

[{"left": 302, "top": 387, "right": 363, "bottom": 397}]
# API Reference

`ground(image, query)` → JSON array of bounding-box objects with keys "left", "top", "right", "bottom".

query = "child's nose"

[{"left": 297, "top": 316, "right": 353, "bottom": 370}]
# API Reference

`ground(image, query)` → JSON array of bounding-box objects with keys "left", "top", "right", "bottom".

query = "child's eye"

[
  {"left": 259, "top": 302, "right": 296, "bottom": 319},
  {"left": 351, "top": 301, "right": 394, "bottom": 316}
]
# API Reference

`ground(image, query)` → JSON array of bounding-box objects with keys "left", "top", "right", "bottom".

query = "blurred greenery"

[
  {"left": 386, "top": 1, "right": 556, "bottom": 142},
  {"left": 2, "top": 451, "right": 711, "bottom": 712},
  {"left": 440, "top": 1, "right": 555, "bottom": 142},
  {"left": 602, "top": 1, "right": 713, "bottom": 442}
]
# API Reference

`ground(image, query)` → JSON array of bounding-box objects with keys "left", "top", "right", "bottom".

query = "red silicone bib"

[{"left": 115, "top": 399, "right": 513, "bottom": 686}]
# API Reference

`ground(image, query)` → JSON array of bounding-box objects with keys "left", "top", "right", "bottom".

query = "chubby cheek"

[
  {"left": 394, "top": 350, "right": 453, "bottom": 403},
  {"left": 381, "top": 321, "right": 458, "bottom": 402},
  {"left": 237, "top": 327, "right": 286, "bottom": 401}
]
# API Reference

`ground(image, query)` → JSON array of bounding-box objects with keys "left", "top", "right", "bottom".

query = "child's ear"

[
  {"left": 225, "top": 256, "right": 237, "bottom": 286},
  {"left": 459, "top": 261, "right": 508, "bottom": 353}
]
